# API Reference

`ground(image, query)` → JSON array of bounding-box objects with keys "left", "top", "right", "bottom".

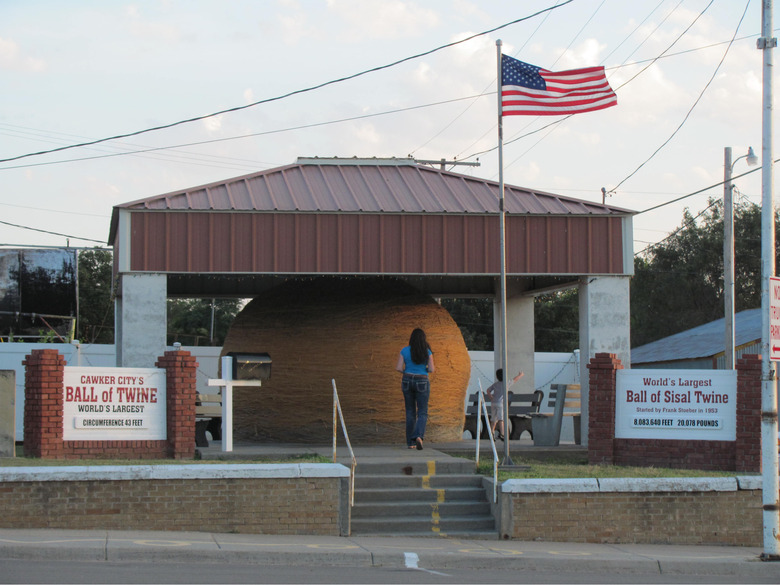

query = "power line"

[
  {"left": 0, "top": 94, "right": 490, "bottom": 171},
  {"left": 633, "top": 162, "right": 772, "bottom": 257},
  {"left": 639, "top": 165, "right": 762, "bottom": 215},
  {"left": 600, "top": 0, "right": 669, "bottom": 65},
  {"left": 607, "top": 0, "right": 748, "bottom": 194},
  {"left": 0, "top": 1, "right": 574, "bottom": 166},
  {"left": 458, "top": 13, "right": 758, "bottom": 167},
  {"left": 0, "top": 219, "right": 105, "bottom": 244}
]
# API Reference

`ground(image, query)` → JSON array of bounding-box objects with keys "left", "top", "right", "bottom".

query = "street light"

[{"left": 724, "top": 146, "right": 758, "bottom": 370}]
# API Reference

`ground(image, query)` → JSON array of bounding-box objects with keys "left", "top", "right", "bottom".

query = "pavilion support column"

[
  {"left": 578, "top": 275, "right": 631, "bottom": 447},
  {"left": 115, "top": 273, "right": 167, "bottom": 367},
  {"left": 493, "top": 282, "right": 535, "bottom": 394}
]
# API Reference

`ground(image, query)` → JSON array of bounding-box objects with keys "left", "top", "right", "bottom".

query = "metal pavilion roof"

[
  {"left": 108, "top": 157, "right": 636, "bottom": 297},
  {"left": 112, "top": 157, "right": 634, "bottom": 219}
]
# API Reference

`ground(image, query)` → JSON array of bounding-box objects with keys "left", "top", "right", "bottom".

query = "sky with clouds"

[{"left": 0, "top": 0, "right": 771, "bottom": 255}]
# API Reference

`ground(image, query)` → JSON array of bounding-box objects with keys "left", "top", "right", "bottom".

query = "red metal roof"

[
  {"left": 113, "top": 157, "right": 634, "bottom": 217},
  {"left": 109, "top": 158, "right": 635, "bottom": 285}
]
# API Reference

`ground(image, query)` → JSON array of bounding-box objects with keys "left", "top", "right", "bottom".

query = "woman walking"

[{"left": 395, "top": 328, "right": 435, "bottom": 450}]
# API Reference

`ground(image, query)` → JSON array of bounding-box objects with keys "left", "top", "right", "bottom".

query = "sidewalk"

[
  {"left": 194, "top": 437, "right": 586, "bottom": 463},
  {"left": 0, "top": 528, "right": 777, "bottom": 579}
]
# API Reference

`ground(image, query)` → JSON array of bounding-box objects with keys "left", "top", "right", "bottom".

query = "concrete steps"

[{"left": 350, "top": 457, "right": 497, "bottom": 539}]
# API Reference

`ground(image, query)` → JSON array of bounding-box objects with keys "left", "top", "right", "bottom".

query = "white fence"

[
  {"left": 0, "top": 343, "right": 222, "bottom": 442},
  {"left": 467, "top": 350, "right": 580, "bottom": 442},
  {"left": 1, "top": 344, "right": 579, "bottom": 442}
]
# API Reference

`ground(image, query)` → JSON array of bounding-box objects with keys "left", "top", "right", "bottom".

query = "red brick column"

[
  {"left": 587, "top": 352, "right": 624, "bottom": 465},
  {"left": 735, "top": 354, "right": 761, "bottom": 472},
  {"left": 156, "top": 350, "right": 198, "bottom": 459},
  {"left": 22, "top": 349, "right": 66, "bottom": 458}
]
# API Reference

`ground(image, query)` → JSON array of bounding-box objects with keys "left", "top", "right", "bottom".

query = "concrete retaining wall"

[
  {"left": 0, "top": 464, "right": 352, "bottom": 536},
  {"left": 494, "top": 476, "right": 763, "bottom": 546}
]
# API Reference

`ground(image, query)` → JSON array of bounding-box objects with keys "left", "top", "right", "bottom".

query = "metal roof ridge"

[{"left": 296, "top": 156, "right": 417, "bottom": 166}]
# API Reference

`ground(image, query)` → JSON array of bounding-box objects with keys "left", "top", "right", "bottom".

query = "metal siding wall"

[
  {"left": 548, "top": 217, "right": 569, "bottom": 272},
  {"left": 210, "top": 215, "right": 232, "bottom": 271},
  {"left": 127, "top": 211, "right": 625, "bottom": 276},
  {"left": 231, "top": 214, "right": 255, "bottom": 271},
  {"left": 588, "top": 217, "right": 609, "bottom": 273},
  {"left": 424, "top": 215, "right": 445, "bottom": 273}
]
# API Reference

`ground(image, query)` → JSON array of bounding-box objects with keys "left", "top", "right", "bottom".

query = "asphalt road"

[
  {"left": 1, "top": 558, "right": 777, "bottom": 584},
  {"left": 0, "top": 528, "right": 778, "bottom": 584}
]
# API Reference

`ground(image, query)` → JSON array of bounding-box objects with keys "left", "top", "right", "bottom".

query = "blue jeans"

[{"left": 401, "top": 374, "right": 429, "bottom": 445}]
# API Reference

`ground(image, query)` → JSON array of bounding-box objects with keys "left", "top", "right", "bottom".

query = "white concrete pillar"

[
  {"left": 115, "top": 273, "right": 167, "bottom": 367},
  {"left": 578, "top": 275, "right": 631, "bottom": 446},
  {"left": 493, "top": 286, "right": 535, "bottom": 394}
]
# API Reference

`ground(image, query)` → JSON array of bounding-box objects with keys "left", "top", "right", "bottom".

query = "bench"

[
  {"left": 463, "top": 389, "right": 544, "bottom": 440},
  {"left": 531, "top": 384, "right": 581, "bottom": 446},
  {"left": 195, "top": 393, "right": 222, "bottom": 447}
]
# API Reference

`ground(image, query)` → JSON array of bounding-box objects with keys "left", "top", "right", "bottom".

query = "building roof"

[
  {"left": 630, "top": 308, "right": 762, "bottom": 365},
  {"left": 113, "top": 157, "right": 635, "bottom": 217}
]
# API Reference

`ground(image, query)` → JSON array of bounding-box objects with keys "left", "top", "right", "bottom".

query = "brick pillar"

[
  {"left": 587, "top": 352, "right": 623, "bottom": 465},
  {"left": 23, "top": 349, "right": 66, "bottom": 459},
  {"left": 735, "top": 354, "right": 761, "bottom": 472},
  {"left": 156, "top": 350, "right": 198, "bottom": 459}
]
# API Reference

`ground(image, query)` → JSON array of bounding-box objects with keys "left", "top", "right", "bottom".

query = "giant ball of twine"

[{"left": 221, "top": 277, "right": 471, "bottom": 444}]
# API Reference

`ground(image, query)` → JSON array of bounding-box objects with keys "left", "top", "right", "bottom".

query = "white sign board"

[
  {"left": 770, "top": 276, "right": 780, "bottom": 361},
  {"left": 62, "top": 367, "right": 166, "bottom": 441},
  {"left": 615, "top": 370, "right": 736, "bottom": 441}
]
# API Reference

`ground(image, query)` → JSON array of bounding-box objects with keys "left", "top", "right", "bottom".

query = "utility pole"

[
  {"left": 758, "top": 0, "right": 779, "bottom": 561},
  {"left": 415, "top": 158, "right": 480, "bottom": 171},
  {"left": 724, "top": 146, "right": 734, "bottom": 372}
]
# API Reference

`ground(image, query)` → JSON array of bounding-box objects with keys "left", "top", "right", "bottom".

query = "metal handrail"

[
  {"left": 475, "top": 380, "right": 499, "bottom": 503},
  {"left": 332, "top": 379, "right": 357, "bottom": 507}
]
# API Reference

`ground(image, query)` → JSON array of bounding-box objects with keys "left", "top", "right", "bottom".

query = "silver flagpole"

[{"left": 496, "top": 40, "right": 512, "bottom": 466}]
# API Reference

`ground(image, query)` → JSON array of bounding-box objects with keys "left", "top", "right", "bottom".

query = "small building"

[
  {"left": 109, "top": 156, "right": 637, "bottom": 444},
  {"left": 630, "top": 308, "right": 761, "bottom": 369}
]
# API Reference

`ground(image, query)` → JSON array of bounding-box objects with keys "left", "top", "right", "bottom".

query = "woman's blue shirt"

[{"left": 400, "top": 346, "right": 432, "bottom": 375}]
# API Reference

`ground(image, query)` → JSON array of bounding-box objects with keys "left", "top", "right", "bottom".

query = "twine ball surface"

[{"left": 221, "top": 277, "right": 470, "bottom": 444}]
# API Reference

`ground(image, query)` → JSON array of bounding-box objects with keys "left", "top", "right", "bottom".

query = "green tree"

[
  {"left": 630, "top": 199, "right": 777, "bottom": 347},
  {"left": 167, "top": 298, "right": 243, "bottom": 346},
  {"left": 77, "top": 248, "right": 115, "bottom": 344},
  {"left": 439, "top": 298, "right": 493, "bottom": 350},
  {"left": 534, "top": 289, "right": 579, "bottom": 352}
]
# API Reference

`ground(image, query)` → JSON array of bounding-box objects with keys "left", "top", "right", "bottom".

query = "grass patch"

[{"left": 476, "top": 455, "right": 748, "bottom": 481}]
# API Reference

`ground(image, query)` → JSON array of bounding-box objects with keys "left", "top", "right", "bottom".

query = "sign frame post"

[{"left": 207, "top": 356, "right": 263, "bottom": 453}]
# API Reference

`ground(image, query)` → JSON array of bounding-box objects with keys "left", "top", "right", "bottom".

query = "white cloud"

[
  {"left": 518, "top": 161, "right": 541, "bottom": 182},
  {"left": 326, "top": 0, "right": 439, "bottom": 41},
  {"left": 276, "top": 0, "right": 318, "bottom": 45},
  {"left": 202, "top": 115, "right": 223, "bottom": 133},
  {"left": 0, "top": 37, "right": 45, "bottom": 72},
  {"left": 556, "top": 38, "right": 608, "bottom": 69},
  {"left": 578, "top": 132, "right": 601, "bottom": 146},
  {"left": 352, "top": 122, "right": 381, "bottom": 145},
  {"left": 125, "top": 5, "right": 182, "bottom": 43},
  {"left": 243, "top": 88, "right": 255, "bottom": 104}
]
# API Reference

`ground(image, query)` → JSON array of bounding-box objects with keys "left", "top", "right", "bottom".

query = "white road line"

[{"left": 404, "top": 551, "right": 450, "bottom": 577}]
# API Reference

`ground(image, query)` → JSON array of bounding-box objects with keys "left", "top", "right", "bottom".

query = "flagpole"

[{"left": 496, "top": 39, "right": 513, "bottom": 466}]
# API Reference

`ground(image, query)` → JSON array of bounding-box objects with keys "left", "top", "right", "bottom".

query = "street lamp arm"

[{"left": 731, "top": 146, "right": 759, "bottom": 171}]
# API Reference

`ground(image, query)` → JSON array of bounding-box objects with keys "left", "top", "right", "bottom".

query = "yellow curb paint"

[
  {"left": 421, "top": 460, "right": 436, "bottom": 491},
  {"left": 421, "top": 460, "right": 445, "bottom": 534}
]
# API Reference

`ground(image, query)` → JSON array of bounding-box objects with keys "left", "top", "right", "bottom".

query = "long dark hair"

[{"left": 409, "top": 328, "right": 430, "bottom": 365}]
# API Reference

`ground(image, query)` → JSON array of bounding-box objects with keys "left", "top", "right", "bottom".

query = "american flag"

[{"left": 501, "top": 54, "right": 617, "bottom": 116}]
